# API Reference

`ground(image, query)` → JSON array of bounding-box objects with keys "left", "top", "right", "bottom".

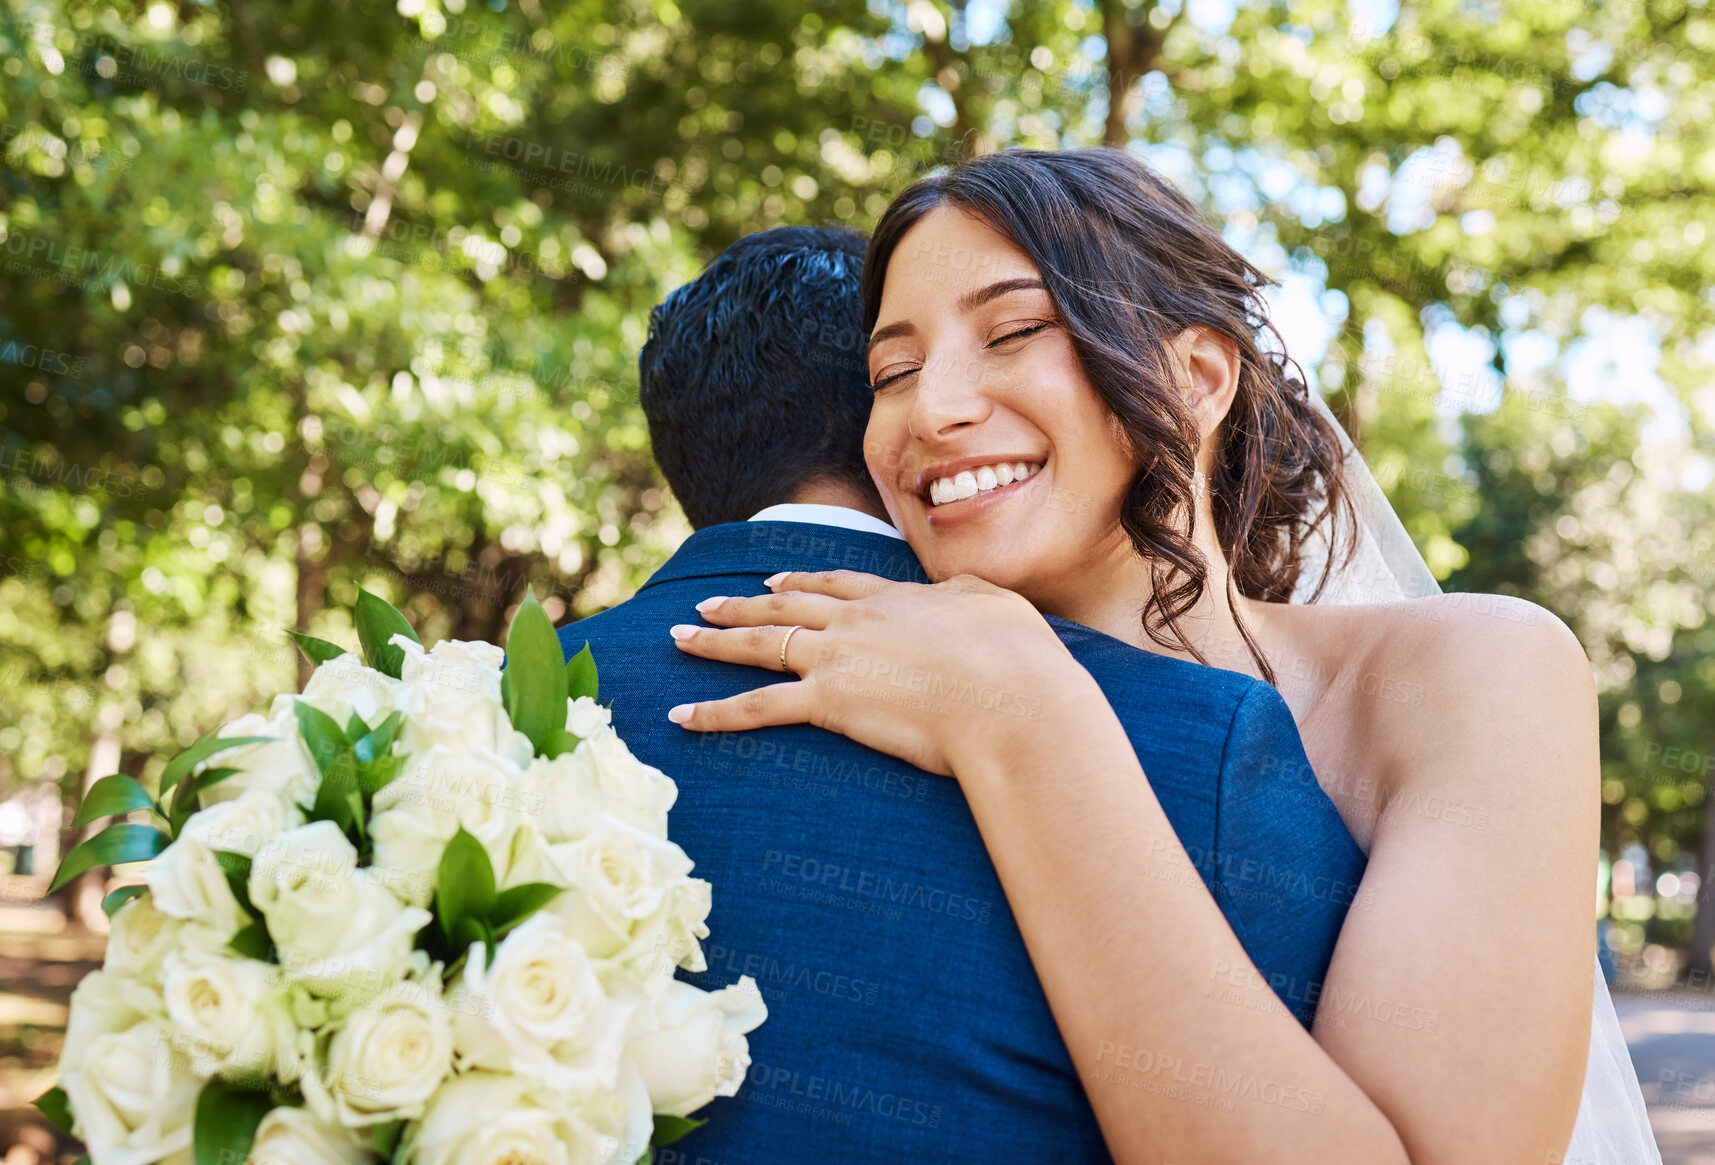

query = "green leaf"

[
  {"left": 501, "top": 592, "right": 566, "bottom": 757},
  {"left": 434, "top": 828, "right": 496, "bottom": 936},
  {"left": 34, "top": 1085, "right": 73, "bottom": 1135},
  {"left": 565, "top": 640, "right": 599, "bottom": 702},
  {"left": 167, "top": 767, "right": 241, "bottom": 835},
  {"left": 308, "top": 749, "right": 359, "bottom": 834},
  {"left": 651, "top": 1114, "right": 707, "bottom": 1146},
  {"left": 345, "top": 710, "right": 370, "bottom": 742},
  {"left": 357, "top": 754, "right": 408, "bottom": 798},
  {"left": 492, "top": 882, "right": 564, "bottom": 936},
  {"left": 72, "top": 774, "right": 158, "bottom": 828},
  {"left": 353, "top": 710, "right": 402, "bottom": 765},
  {"left": 188, "top": 766, "right": 242, "bottom": 794},
  {"left": 228, "top": 920, "right": 273, "bottom": 962},
  {"left": 50, "top": 824, "right": 169, "bottom": 892},
  {"left": 101, "top": 885, "right": 148, "bottom": 917},
  {"left": 289, "top": 630, "right": 349, "bottom": 666},
  {"left": 211, "top": 850, "right": 255, "bottom": 915},
  {"left": 294, "top": 700, "right": 348, "bottom": 776},
  {"left": 356, "top": 588, "right": 419, "bottom": 679},
  {"left": 370, "top": 1119, "right": 405, "bottom": 1159},
  {"left": 158, "top": 732, "right": 271, "bottom": 799},
  {"left": 541, "top": 728, "right": 581, "bottom": 761},
  {"left": 193, "top": 1080, "right": 275, "bottom": 1165},
  {"left": 452, "top": 915, "right": 492, "bottom": 964}
]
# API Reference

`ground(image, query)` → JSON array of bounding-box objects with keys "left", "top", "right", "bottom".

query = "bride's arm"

[{"left": 669, "top": 572, "right": 1596, "bottom": 1164}]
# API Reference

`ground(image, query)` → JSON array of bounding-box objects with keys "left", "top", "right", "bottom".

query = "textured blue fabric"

[{"left": 557, "top": 521, "right": 1366, "bottom": 1163}]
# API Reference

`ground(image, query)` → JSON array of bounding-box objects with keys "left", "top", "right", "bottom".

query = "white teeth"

[{"left": 926, "top": 461, "right": 1043, "bottom": 506}]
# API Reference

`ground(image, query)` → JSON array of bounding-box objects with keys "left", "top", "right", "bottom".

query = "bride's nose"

[{"left": 907, "top": 347, "right": 994, "bottom": 441}]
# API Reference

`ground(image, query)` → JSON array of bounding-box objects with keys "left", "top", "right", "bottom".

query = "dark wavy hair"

[
  {"left": 640, "top": 225, "right": 876, "bottom": 528},
  {"left": 861, "top": 148, "right": 1353, "bottom": 683}
]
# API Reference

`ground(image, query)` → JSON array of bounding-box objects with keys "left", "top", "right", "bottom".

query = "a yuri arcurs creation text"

[{"left": 34, "top": 589, "right": 764, "bottom": 1165}]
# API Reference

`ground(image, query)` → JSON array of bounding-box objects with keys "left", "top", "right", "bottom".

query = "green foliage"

[
  {"left": 651, "top": 1114, "right": 708, "bottom": 1146},
  {"left": 100, "top": 883, "right": 147, "bottom": 916},
  {"left": 566, "top": 640, "right": 599, "bottom": 703},
  {"left": 192, "top": 1082, "right": 275, "bottom": 1165},
  {"left": 33, "top": 1086, "right": 73, "bottom": 1136},
  {"left": 50, "top": 822, "right": 167, "bottom": 891},
  {"left": 70, "top": 773, "right": 156, "bottom": 827},
  {"left": 289, "top": 630, "right": 349, "bottom": 666},
  {"left": 424, "top": 826, "right": 560, "bottom": 975},
  {"left": 356, "top": 587, "right": 420, "bottom": 679},
  {"left": 503, "top": 591, "right": 575, "bottom": 757}
]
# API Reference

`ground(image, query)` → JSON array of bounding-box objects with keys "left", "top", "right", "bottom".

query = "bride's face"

[{"left": 864, "top": 208, "right": 1139, "bottom": 598}]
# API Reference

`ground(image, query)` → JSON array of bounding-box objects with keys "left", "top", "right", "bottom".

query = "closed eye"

[
  {"left": 870, "top": 365, "right": 918, "bottom": 391},
  {"left": 985, "top": 322, "right": 1052, "bottom": 348}
]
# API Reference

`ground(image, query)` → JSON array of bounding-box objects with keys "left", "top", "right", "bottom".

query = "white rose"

[
  {"left": 160, "top": 947, "right": 299, "bottom": 1081},
  {"left": 402, "top": 636, "right": 504, "bottom": 688},
  {"left": 392, "top": 636, "right": 511, "bottom": 755},
  {"left": 104, "top": 891, "right": 184, "bottom": 983},
  {"left": 365, "top": 792, "right": 445, "bottom": 907},
  {"left": 60, "top": 969, "right": 164, "bottom": 1068},
  {"left": 250, "top": 821, "right": 431, "bottom": 1001},
  {"left": 449, "top": 913, "right": 631, "bottom": 1094},
  {"left": 298, "top": 651, "right": 399, "bottom": 728},
  {"left": 565, "top": 695, "right": 612, "bottom": 738},
  {"left": 526, "top": 730, "right": 676, "bottom": 844},
  {"left": 202, "top": 708, "right": 320, "bottom": 811},
  {"left": 371, "top": 746, "right": 534, "bottom": 891},
  {"left": 622, "top": 874, "right": 713, "bottom": 980},
  {"left": 60, "top": 972, "right": 200, "bottom": 1165},
  {"left": 625, "top": 976, "right": 766, "bottom": 1118},
  {"left": 181, "top": 787, "right": 299, "bottom": 858},
  {"left": 547, "top": 816, "right": 695, "bottom": 959},
  {"left": 302, "top": 978, "right": 453, "bottom": 1128},
  {"left": 145, "top": 838, "right": 248, "bottom": 940},
  {"left": 411, "top": 1068, "right": 651, "bottom": 1165},
  {"left": 247, "top": 1106, "right": 371, "bottom": 1165}
]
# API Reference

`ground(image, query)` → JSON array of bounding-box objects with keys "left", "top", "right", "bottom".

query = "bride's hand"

[{"left": 665, "top": 569, "right": 1091, "bottom": 777}]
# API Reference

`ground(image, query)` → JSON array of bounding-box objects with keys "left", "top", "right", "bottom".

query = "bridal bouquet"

[{"left": 35, "top": 591, "right": 763, "bottom": 1165}]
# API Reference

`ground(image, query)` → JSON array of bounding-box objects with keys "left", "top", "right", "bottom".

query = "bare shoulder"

[{"left": 1353, "top": 593, "right": 1598, "bottom": 802}]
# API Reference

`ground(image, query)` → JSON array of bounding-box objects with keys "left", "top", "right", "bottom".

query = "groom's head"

[{"left": 638, "top": 226, "right": 882, "bottom": 529}]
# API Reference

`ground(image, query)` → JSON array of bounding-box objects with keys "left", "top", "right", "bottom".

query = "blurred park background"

[{"left": 1, "top": 0, "right": 1713, "bottom": 1159}]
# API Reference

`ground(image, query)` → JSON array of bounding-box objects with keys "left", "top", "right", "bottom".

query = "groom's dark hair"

[{"left": 638, "top": 226, "right": 878, "bottom": 529}]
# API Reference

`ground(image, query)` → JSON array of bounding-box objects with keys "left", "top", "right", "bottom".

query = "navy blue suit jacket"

[{"left": 558, "top": 521, "right": 1366, "bottom": 1163}]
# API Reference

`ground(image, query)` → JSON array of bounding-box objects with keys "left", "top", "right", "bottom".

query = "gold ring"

[{"left": 779, "top": 625, "right": 802, "bottom": 673}]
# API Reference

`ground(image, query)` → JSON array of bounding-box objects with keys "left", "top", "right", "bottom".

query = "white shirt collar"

[{"left": 747, "top": 503, "right": 906, "bottom": 540}]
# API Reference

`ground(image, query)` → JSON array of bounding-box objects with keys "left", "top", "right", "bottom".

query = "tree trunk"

[{"left": 1098, "top": 0, "right": 1171, "bottom": 147}]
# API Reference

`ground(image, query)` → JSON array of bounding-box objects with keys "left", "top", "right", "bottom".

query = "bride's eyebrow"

[
  {"left": 867, "top": 276, "right": 1050, "bottom": 354},
  {"left": 956, "top": 276, "right": 1047, "bottom": 312}
]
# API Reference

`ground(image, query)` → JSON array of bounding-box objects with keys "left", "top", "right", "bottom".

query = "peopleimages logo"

[
  {"left": 458, "top": 129, "right": 664, "bottom": 196},
  {"left": 0, "top": 340, "right": 86, "bottom": 380},
  {"left": 1, "top": 231, "right": 201, "bottom": 295}
]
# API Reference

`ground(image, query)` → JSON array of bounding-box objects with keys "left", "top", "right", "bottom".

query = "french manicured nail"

[
  {"left": 695, "top": 596, "right": 726, "bottom": 613},
  {"left": 764, "top": 572, "right": 788, "bottom": 588},
  {"left": 667, "top": 704, "right": 694, "bottom": 724},
  {"left": 669, "top": 624, "right": 698, "bottom": 641}
]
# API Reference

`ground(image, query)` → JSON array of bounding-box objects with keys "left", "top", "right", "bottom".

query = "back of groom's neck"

[{"left": 783, "top": 477, "right": 891, "bottom": 524}]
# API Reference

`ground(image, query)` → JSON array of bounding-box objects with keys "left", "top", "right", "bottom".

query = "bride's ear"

[{"left": 1170, "top": 327, "right": 1241, "bottom": 435}]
